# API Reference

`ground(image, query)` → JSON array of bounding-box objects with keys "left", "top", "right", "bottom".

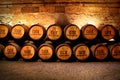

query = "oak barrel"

[
  {"left": 91, "top": 43, "right": 109, "bottom": 60},
  {"left": 3, "top": 40, "right": 20, "bottom": 60},
  {"left": 0, "top": 24, "right": 11, "bottom": 40},
  {"left": 11, "top": 24, "right": 29, "bottom": 40},
  {"left": 64, "top": 24, "right": 80, "bottom": 40},
  {"left": 81, "top": 24, "right": 98, "bottom": 40},
  {"left": 109, "top": 43, "right": 120, "bottom": 60},
  {"left": 38, "top": 41, "right": 54, "bottom": 61},
  {"left": 55, "top": 43, "right": 72, "bottom": 61},
  {"left": 29, "top": 24, "right": 46, "bottom": 41},
  {"left": 73, "top": 44, "right": 90, "bottom": 61},
  {"left": 20, "top": 41, "right": 37, "bottom": 61},
  {"left": 47, "top": 24, "right": 62, "bottom": 41},
  {"left": 99, "top": 25, "right": 116, "bottom": 41}
]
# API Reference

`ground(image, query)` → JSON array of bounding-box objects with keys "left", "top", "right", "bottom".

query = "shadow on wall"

[{"left": 55, "top": 13, "right": 70, "bottom": 28}]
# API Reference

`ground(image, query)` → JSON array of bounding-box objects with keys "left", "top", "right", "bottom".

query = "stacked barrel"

[{"left": 0, "top": 23, "right": 120, "bottom": 61}]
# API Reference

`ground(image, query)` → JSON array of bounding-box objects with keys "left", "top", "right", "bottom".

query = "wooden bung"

[
  {"left": 99, "top": 24, "right": 116, "bottom": 41},
  {"left": 55, "top": 43, "right": 72, "bottom": 61},
  {"left": 91, "top": 43, "right": 109, "bottom": 60},
  {"left": 11, "top": 24, "right": 29, "bottom": 40},
  {"left": 0, "top": 24, "right": 11, "bottom": 40},
  {"left": 29, "top": 24, "right": 46, "bottom": 41},
  {"left": 109, "top": 43, "right": 120, "bottom": 60},
  {"left": 73, "top": 44, "right": 90, "bottom": 61},
  {"left": 38, "top": 41, "right": 54, "bottom": 61},
  {"left": 20, "top": 41, "right": 37, "bottom": 60},
  {"left": 64, "top": 24, "right": 80, "bottom": 40},
  {"left": 3, "top": 40, "right": 20, "bottom": 60},
  {"left": 81, "top": 24, "right": 98, "bottom": 40},
  {"left": 47, "top": 24, "right": 62, "bottom": 40}
]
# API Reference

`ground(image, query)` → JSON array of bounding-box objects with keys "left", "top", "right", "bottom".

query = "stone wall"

[{"left": 0, "top": 0, "right": 120, "bottom": 29}]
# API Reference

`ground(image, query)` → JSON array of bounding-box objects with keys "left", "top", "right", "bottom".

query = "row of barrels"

[
  {"left": 0, "top": 40, "right": 120, "bottom": 61},
  {"left": 0, "top": 24, "right": 120, "bottom": 42}
]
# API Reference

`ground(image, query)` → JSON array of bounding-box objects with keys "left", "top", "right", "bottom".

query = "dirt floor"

[{"left": 0, "top": 60, "right": 120, "bottom": 80}]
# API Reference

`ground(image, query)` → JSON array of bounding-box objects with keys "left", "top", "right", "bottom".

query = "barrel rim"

[
  {"left": 4, "top": 44, "right": 18, "bottom": 59},
  {"left": 100, "top": 24, "right": 116, "bottom": 40},
  {"left": 110, "top": 43, "right": 120, "bottom": 59},
  {"left": 73, "top": 43, "right": 90, "bottom": 60},
  {"left": 11, "top": 24, "right": 29, "bottom": 40},
  {"left": 81, "top": 24, "right": 98, "bottom": 40},
  {"left": 64, "top": 24, "right": 80, "bottom": 40},
  {"left": 46, "top": 24, "right": 62, "bottom": 40},
  {"left": 38, "top": 44, "right": 54, "bottom": 60},
  {"left": 94, "top": 44, "right": 109, "bottom": 60},
  {"left": 0, "top": 24, "right": 11, "bottom": 39},
  {"left": 55, "top": 43, "right": 72, "bottom": 60},
  {"left": 20, "top": 45, "right": 36, "bottom": 60},
  {"left": 28, "top": 24, "right": 46, "bottom": 40}
]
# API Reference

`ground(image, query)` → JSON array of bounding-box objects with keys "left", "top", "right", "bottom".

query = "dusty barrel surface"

[
  {"left": 73, "top": 44, "right": 90, "bottom": 61},
  {"left": 109, "top": 43, "right": 120, "bottom": 60},
  {"left": 0, "top": 44, "right": 5, "bottom": 58},
  {"left": 20, "top": 41, "right": 37, "bottom": 61},
  {"left": 28, "top": 24, "right": 46, "bottom": 41},
  {"left": 38, "top": 41, "right": 54, "bottom": 61},
  {"left": 64, "top": 24, "right": 80, "bottom": 40},
  {"left": 81, "top": 24, "right": 98, "bottom": 40},
  {"left": 91, "top": 43, "right": 109, "bottom": 60},
  {"left": 3, "top": 41, "right": 20, "bottom": 60},
  {"left": 0, "top": 24, "right": 11, "bottom": 40},
  {"left": 55, "top": 43, "right": 72, "bottom": 61},
  {"left": 11, "top": 24, "right": 29, "bottom": 40},
  {"left": 99, "top": 25, "right": 116, "bottom": 41},
  {"left": 47, "top": 24, "right": 62, "bottom": 41}
]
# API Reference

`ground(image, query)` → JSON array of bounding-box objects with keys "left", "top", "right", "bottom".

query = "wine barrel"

[
  {"left": 81, "top": 24, "right": 98, "bottom": 40},
  {"left": 11, "top": 24, "right": 29, "bottom": 40},
  {"left": 99, "top": 24, "right": 116, "bottom": 41},
  {"left": 109, "top": 43, "right": 120, "bottom": 60},
  {"left": 73, "top": 44, "right": 90, "bottom": 61},
  {"left": 47, "top": 24, "right": 62, "bottom": 41},
  {"left": 64, "top": 24, "right": 80, "bottom": 40},
  {"left": 0, "top": 24, "right": 11, "bottom": 40},
  {"left": 3, "top": 40, "right": 20, "bottom": 60},
  {"left": 20, "top": 41, "right": 37, "bottom": 61},
  {"left": 38, "top": 41, "right": 54, "bottom": 61},
  {"left": 0, "top": 44, "right": 5, "bottom": 58},
  {"left": 55, "top": 43, "right": 72, "bottom": 61},
  {"left": 28, "top": 24, "right": 46, "bottom": 41},
  {"left": 91, "top": 43, "right": 109, "bottom": 60}
]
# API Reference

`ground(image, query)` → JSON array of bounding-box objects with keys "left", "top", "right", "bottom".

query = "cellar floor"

[{"left": 0, "top": 60, "right": 120, "bottom": 80}]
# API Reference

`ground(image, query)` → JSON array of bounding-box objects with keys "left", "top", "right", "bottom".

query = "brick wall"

[{"left": 0, "top": 0, "right": 120, "bottom": 29}]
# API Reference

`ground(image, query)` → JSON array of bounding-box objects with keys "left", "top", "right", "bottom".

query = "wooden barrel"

[
  {"left": 91, "top": 43, "right": 109, "bottom": 60},
  {"left": 64, "top": 24, "right": 80, "bottom": 40},
  {"left": 0, "top": 44, "right": 5, "bottom": 58},
  {"left": 109, "top": 43, "right": 120, "bottom": 60},
  {"left": 99, "top": 24, "right": 116, "bottom": 41},
  {"left": 55, "top": 43, "right": 72, "bottom": 61},
  {"left": 11, "top": 24, "right": 29, "bottom": 40},
  {"left": 3, "top": 40, "right": 20, "bottom": 60},
  {"left": 20, "top": 41, "right": 37, "bottom": 61},
  {"left": 47, "top": 24, "right": 62, "bottom": 41},
  {"left": 0, "top": 24, "right": 11, "bottom": 40},
  {"left": 38, "top": 41, "right": 54, "bottom": 61},
  {"left": 81, "top": 24, "right": 98, "bottom": 40},
  {"left": 28, "top": 24, "right": 46, "bottom": 41},
  {"left": 73, "top": 44, "right": 90, "bottom": 61}
]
